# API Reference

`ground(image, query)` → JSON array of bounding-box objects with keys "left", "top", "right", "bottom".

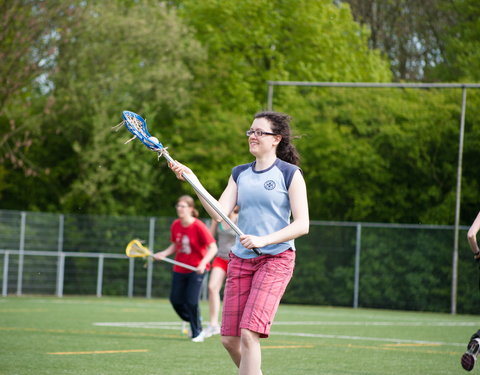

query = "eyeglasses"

[
  {"left": 246, "top": 129, "right": 277, "bottom": 137},
  {"left": 175, "top": 204, "right": 189, "bottom": 209}
]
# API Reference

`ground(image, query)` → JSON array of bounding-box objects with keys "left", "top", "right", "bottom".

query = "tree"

[
  {"left": 275, "top": 85, "right": 468, "bottom": 223},
  {"left": 169, "top": 0, "right": 391, "bottom": 200},
  {"left": 343, "top": 0, "right": 455, "bottom": 81},
  {"left": 433, "top": 0, "right": 480, "bottom": 82},
  {"left": 2, "top": 0, "right": 396, "bottom": 218},
  {"left": 0, "top": 1, "right": 83, "bottom": 176},
  {"left": 3, "top": 1, "right": 205, "bottom": 215}
]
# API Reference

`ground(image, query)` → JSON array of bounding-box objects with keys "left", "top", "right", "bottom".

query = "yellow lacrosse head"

[{"left": 125, "top": 239, "right": 152, "bottom": 258}]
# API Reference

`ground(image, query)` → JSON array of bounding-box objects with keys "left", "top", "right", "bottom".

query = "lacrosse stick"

[
  {"left": 125, "top": 239, "right": 198, "bottom": 272},
  {"left": 115, "top": 110, "right": 262, "bottom": 256}
]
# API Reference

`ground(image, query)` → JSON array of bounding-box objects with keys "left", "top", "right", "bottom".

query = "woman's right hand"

[{"left": 169, "top": 161, "right": 194, "bottom": 181}]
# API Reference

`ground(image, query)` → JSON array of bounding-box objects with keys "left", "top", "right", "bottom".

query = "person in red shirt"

[{"left": 154, "top": 195, "right": 217, "bottom": 342}]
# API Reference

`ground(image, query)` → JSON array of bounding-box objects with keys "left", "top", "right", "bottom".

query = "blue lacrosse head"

[{"left": 122, "top": 110, "right": 164, "bottom": 151}]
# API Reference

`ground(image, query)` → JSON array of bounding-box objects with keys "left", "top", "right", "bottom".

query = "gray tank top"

[{"left": 217, "top": 222, "right": 236, "bottom": 260}]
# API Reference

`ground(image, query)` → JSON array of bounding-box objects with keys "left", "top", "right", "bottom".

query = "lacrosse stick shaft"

[
  {"left": 160, "top": 152, "right": 262, "bottom": 256},
  {"left": 159, "top": 256, "right": 198, "bottom": 272}
]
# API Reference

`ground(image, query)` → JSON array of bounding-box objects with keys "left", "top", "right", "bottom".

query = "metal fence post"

[
  {"left": 451, "top": 86, "right": 467, "bottom": 315},
  {"left": 2, "top": 252, "right": 9, "bottom": 296},
  {"left": 353, "top": 223, "right": 362, "bottom": 308},
  {"left": 56, "top": 214, "right": 65, "bottom": 297},
  {"left": 146, "top": 217, "right": 155, "bottom": 298},
  {"left": 56, "top": 253, "right": 65, "bottom": 297},
  {"left": 128, "top": 258, "right": 134, "bottom": 298},
  {"left": 96, "top": 255, "right": 104, "bottom": 297},
  {"left": 200, "top": 273, "right": 208, "bottom": 301},
  {"left": 16, "top": 212, "right": 26, "bottom": 296}
]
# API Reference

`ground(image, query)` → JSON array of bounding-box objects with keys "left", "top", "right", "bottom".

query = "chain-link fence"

[
  {"left": 1, "top": 209, "right": 478, "bottom": 314},
  {"left": 289, "top": 221, "right": 479, "bottom": 314}
]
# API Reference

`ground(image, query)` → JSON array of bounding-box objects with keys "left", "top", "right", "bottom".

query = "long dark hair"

[{"left": 254, "top": 111, "right": 300, "bottom": 166}]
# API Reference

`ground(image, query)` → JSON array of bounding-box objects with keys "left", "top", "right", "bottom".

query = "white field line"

[
  {"left": 94, "top": 322, "right": 182, "bottom": 330},
  {"left": 269, "top": 331, "right": 465, "bottom": 347},
  {"left": 274, "top": 321, "right": 479, "bottom": 327},
  {"left": 93, "top": 321, "right": 470, "bottom": 347},
  {"left": 31, "top": 299, "right": 160, "bottom": 308}
]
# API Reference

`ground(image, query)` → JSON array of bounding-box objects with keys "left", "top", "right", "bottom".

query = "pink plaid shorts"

[{"left": 220, "top": 249, "right": 295, "bottom": 338}]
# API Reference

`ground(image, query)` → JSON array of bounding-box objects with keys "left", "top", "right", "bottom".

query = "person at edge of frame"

[
  {"left": 204, "top": 205, "right": 240, "bottom": 338},
  {"left": 153, "top": 195, "right": 218, "bottom": 343},
  {"left": 461, "top": 211, "right": 480, "bottom": 371},
  {"left": 168, "top": 111, "right": 310, "bottom": 375}
]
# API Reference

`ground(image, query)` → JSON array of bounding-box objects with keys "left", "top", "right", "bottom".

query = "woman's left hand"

[{"left": 239, "top": 234, "right": 268, "bottom": 249}]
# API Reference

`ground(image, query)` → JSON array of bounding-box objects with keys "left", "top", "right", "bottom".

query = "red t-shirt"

[{"left": 170, "top": 218, "right": 216, "bottom": 273}]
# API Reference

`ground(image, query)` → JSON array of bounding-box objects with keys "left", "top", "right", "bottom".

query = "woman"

[
  {"left": 153, "top": 195, "right": 218, "bottom": 343},
  {"left": 169, "top": 111, "right": 309, "bottom": 374},
  {"left": 204, "top": 205, "right": 239, "bottom": 338},
  {"left": 462, "top": 211, "right": 480, "bottom": 371}
]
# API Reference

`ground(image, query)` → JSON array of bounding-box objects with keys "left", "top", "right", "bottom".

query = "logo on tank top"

[{"left": 264, "top": 180, "right": 276, "bottom": 190}]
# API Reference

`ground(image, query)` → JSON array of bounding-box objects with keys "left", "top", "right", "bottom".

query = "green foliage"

[
  {"left": 285, "top": 225, "right": 356, "bottom": 306},
  {"left": 0, "top": 1, "right": 83, "bottom": 185},
  {"left": 19, "top": 1, "right": 205, "bottom": 215},
  {"left": 344, "top": 0, "right": 454, "bottom": 81},
  {"left": 286, "top": 223, "right": 480, "bottom": 313},
  {"left": 461, "top": 91, "right": 480, "bottom": 221},
  {"left": 1, "top": 0, "right": 479, "bottom": 227},
  {"left": 433, "top": 0, "right": 480, "bottom": 81},
  {"left": 357, "top": 228, "right": 452, "bottom": 312},
  {"left": 274, "top": 87, "right": 476, "bottom": 223},
  {"left": 167, "top": 0, "right": 391, "bottom": 201}
]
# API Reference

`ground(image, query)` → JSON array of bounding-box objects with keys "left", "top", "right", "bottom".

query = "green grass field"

[{"left": 0, "top": 296, "right": 477, "bottom": 374}]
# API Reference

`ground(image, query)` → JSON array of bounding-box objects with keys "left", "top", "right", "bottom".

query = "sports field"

[{"left": 0, "top": 296, "right": 475, "bottom": 374}]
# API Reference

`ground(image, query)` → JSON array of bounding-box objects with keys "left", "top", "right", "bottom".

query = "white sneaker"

[
  {"left": 204, "top": 325, "right": 221, "bottom": 338},
  {"left": 212, "top": 325, "right": 221, "bottom": 335},
  {"left": 191, "top": 330, "right": 206, "bottom": 343}
]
